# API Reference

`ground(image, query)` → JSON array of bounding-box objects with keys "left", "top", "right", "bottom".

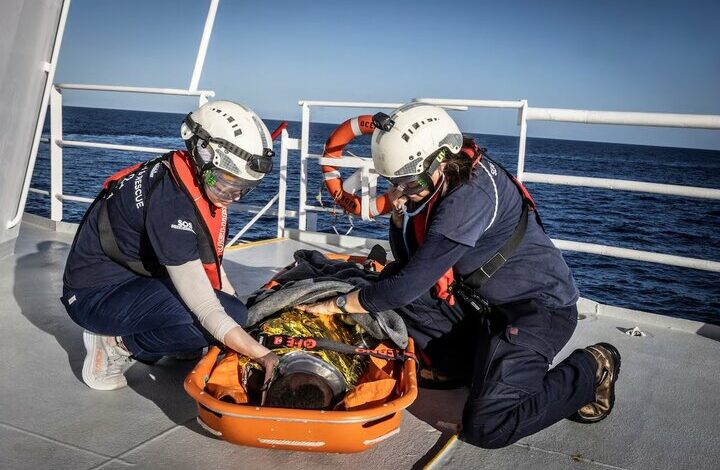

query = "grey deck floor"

[{"left": 1, "top": 219, "right": 719, "bottom": 470}]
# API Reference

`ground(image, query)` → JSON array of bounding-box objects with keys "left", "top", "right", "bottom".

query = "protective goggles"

[
  {"left": 184, "top": 114, "right": 274, "bottom": 174},
  {"left": 384, "top": 146, "right": 450, "bottom": 196},
  {"left": 386, "top": 172, "right": 434, "bottom": 196},
  {"left": 203, "top": 167, "right": 258, "bottom": 204}
]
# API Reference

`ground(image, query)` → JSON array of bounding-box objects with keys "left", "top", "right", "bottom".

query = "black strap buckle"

[
  {"left": 480, "top": 252, "right": 507, "bottom": 279},
  {"left": 454, "top": 282, "right": 490, "bottom": 315}
]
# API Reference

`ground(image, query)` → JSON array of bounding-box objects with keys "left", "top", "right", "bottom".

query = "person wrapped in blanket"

[
  {"left": 205, "top": 251, "right": 411, "bottom": 410},
  {"left": 211, "top": 308, "right": 367, "bottom": 409}
]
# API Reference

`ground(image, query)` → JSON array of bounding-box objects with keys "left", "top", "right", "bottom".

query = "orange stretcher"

[{"left": 185, "top": 340, "right": 418, "bottom": 453}]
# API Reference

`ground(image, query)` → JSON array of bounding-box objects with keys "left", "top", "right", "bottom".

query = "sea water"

[{"left": 28, "top": 107, "right": 720, "bottom": 325}]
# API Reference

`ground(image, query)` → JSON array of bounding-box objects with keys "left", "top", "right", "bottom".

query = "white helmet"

[
  {"left": 180, "top": 100, "right": 274, "bottom": 183},
  {"left": 371, "top": 103, "right": 463, "bottom": 179}
]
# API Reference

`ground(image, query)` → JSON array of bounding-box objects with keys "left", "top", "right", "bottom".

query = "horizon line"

[{"left": 58, "top": 104, "right": 720, "bottom": 153}]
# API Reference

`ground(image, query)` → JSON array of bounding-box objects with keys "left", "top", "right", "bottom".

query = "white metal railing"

[
  {"left": 22, "top": 0, "right": 223, "bottom": 228},
  {"left": 524, "top": 107, "right": 720, "bottom": 129},
  {"left": 295, "top": 101, "right": 409, "bottom": 230},
  {"left": 189, "top": 0, "right": 220, "bottom": 92},
  {"left": 283, "top": 98, "right": 720, "bottom": 273},
  {"left": 32, "top": 83, "right": 290, "bottom": 244},
  {"left": 29, "top": 91, "right": 720, "bottom": 269},
  {"left": 24, "top": 0, "right": 294, "bottom": 244},
  {"left": 41, "top": 84, "right": 213, "bottom": 222},
  {"left": 53, "top": 83, "right": 214, "bottom": 99}
]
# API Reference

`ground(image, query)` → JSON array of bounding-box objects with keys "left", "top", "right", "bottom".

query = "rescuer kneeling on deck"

[
  {"left": 61, "top": 101, "right": 279, "bottom": 391},
  {"left": 298, "top": 103, "right": 621, "bottom": 448}
]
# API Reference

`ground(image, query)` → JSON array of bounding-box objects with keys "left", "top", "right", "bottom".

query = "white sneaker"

[{"left": 82, "top": 330, "right": 135, "bottom": 391}]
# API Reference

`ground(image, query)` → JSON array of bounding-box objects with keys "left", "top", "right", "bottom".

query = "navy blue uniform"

[
  {"left": 62, "top": 158, "right": 246, "bottom": 361},
  {"left": 358, "top": 159, "right": 595, "bottom": 448}
]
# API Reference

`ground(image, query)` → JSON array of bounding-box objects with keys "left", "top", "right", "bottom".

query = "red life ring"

[{"left": 322, "top": 115, "right": 392, "bottom": 218}]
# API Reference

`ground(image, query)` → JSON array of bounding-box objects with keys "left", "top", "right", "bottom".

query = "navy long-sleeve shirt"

[{"left": 359, "top": 159, "right": 578, "bottom": 312}]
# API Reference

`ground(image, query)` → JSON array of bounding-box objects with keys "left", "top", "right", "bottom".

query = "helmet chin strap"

[
  {"left": 184, "top": 137, "right": 220, "bottom": 213},
  {"left": 185, "top": 137, "right": 203, "bottom": 173},
  {"left": 417, "top": 150, "right": 446, "bottom": 195}
]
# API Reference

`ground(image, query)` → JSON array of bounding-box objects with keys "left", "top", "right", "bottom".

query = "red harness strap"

[
  {"left": 411, "top": 178, "right": 457, "bottom": 305},
  {"left": 410, "top": 143, "right": 487, "bottom": 305},
  {"left": 167, "top": 151, "right": 227, "bottom": 290},
  {"left": 410, "top": 142, "right": 537, "bottom": 306}
]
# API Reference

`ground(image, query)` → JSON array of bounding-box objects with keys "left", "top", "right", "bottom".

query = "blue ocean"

[{"left": 30, "top": 107, "right": 720, "bottom": 325}]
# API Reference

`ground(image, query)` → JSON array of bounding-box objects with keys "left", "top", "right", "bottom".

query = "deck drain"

[
  {"left": 577, "top": 314, "right": 587, "bottom": 321},
  {"left": 622, "top": 326, "right": 646, "bottom": 337}
]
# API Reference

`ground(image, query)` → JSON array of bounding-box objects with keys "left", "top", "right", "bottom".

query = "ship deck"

[{"left": 2, "top": 217, "right": 719, "bottom": 470}]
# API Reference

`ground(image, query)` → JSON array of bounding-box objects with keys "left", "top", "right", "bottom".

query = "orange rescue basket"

[{"left": 184, "top": 340, "right": 418, "bottom": 453}]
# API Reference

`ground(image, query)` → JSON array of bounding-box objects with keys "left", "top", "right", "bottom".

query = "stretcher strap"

[{"left": 257, "top": 333, "right": 416, "bottom": 363}]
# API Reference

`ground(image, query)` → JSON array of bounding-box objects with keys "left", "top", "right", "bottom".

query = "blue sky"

[{"left": 56, "top": 0, "right": 720, "bottom": 149}]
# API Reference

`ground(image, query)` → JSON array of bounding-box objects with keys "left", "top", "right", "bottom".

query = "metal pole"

[
  {"left": 516, "top": 100, "right": 528, "bottom": 181},
  {"left": 189, "top": 0, "right": 220, "bottom": 91},
  {"left": 414, "top": 98, "right": 524, "bottom": 109},
  {"left": 55, "top": 83, "right": 213, "bottom": 97},
  {"left": 552, "top": 239, "right": 720, "bottom": 273},
  {"left": 522, "top": 172, "right": 720, "bottom": 200},
  {"left": 49, "top": 87, "right": 63, "bottom": 221},
  {"left": 298, "top": 103, "right": 310, "bottom": 231},
  {"left": 277, "top": 129, "right": 290, "bottom": 237},
  {"left": 525, "top": 107, "right": 720, "bottom": 129},
  {"left": 60, "top": 140, "right": 172, "bottom": 154},
  {"left": 199, "top": 91, "right": 210, "bottom": 106},
  {"left": 298, "top": 100, "right": 405, "bottom": 109},
  {"left": 360, "top": 166, "right": 371, "bottom": 221},
  {"left": 227, "top": 193, "right": 279, "bottom": 246},
  {"left": 6, "top": 0, "right": 72, "bottom": 229}
]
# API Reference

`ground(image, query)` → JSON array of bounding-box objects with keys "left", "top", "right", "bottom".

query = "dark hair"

[{"left": 440, "top": 136, "right": 480, "bottom": 190}]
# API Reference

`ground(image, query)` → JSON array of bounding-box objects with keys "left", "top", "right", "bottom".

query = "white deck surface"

[{"left": 1, "top": 219, "right": 719, "bottom": 470}]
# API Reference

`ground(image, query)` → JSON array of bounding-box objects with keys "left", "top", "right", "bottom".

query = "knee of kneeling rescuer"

[{"left": 459, "top": 421, "right": 519, "bottom": 449}]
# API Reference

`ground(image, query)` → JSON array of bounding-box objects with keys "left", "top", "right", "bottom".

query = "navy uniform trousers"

[
  {"left": 62, "top": 275, "right": 248, "bottom": 362},
  {"left": 399, "top": 293, "right": 597, "bottom": 449}
]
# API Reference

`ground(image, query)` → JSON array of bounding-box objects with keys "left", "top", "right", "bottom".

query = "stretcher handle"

[{"left": 192, "top": 346, "right": 222, "bottom": 383}]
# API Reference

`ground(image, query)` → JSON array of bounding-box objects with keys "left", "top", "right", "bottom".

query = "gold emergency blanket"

[{"left": 257, "top": 308, "right": 368, "bottom": 387}]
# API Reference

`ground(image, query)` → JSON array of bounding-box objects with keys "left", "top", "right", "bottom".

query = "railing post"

[
  {"left": 298, "top": 103, "right": 310, "bottom": 231},
  {"left": 516, "top": 99, "right": 528, "bottom": 181},
  {"left": 277, "top": 129, "right": 290, "bottom": 237},
  {"left": 306, "top": 212, "right": 318, "bottom": 231},
  {"left": 189, "top": 0, "right": 220, "bottom": 91},
  {"left": 50, "top": 86, "right": 63, "bottom": 222},
  {"left": 227, "top": 193, "right": 279, "bottom": 246},
  {"left": 360, "top": 165, "right": 371, "bottom": 221}
]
